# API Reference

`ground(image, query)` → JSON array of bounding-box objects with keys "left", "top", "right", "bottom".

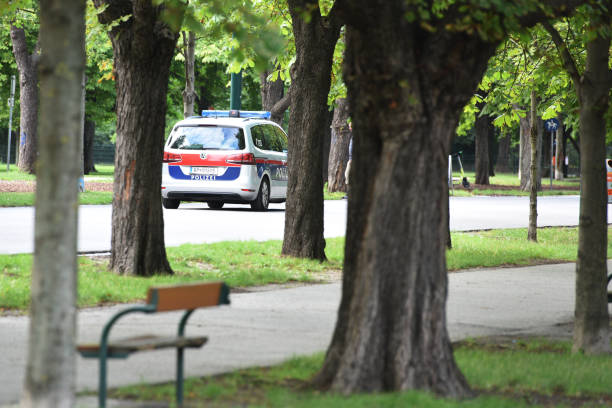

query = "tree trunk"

[
  {"left": 488, "top": 126, "right": 496, "bottom": 177},
  {"left": 527, "top": 90, "right": 538, "bottom": 242},
  {"left": 519, "top": 109, "right": 542, "bottom": 191},
  {"left": 495, "top": 131, "right": 512, "bottom": 173},
  {"left": 182, "top": 31, "right": 196, "bottom": 118},
  {"left": 313, "top": 2, "right": 500, "bottom": 397},
  {"left": 572, "top": 17, "right": 610, "bottom": 354},
  {"left": 10, "top": 25, "right": 38, "bottom": 174},
  {"left": 95, "top": 0, "right": 178, "bottom": 276},
  {"left": 555, "top": 115, "right": 564, "bottom": 180},
  {"left": 474, "top": 108, "right": 490, "bottom": 185},
  {"left": 327, "top": 98, "right": 351, "bottom": 192},
  {"left": 84, "top": 119, "right": 97, "bottom": 174},
  {"left": 322, "top": 109, "right": 333, "bottom": 185},
  {"left": 281, "top": 0, "right": 342, "bottom": 261},
  {"left": 260, "top": 70, "right": 289, "bottom": 125},
  {"left": 22, "top": 1, "right": 85, "bottom": 405}
]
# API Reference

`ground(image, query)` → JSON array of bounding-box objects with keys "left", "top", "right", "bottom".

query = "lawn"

[
  {"left": 1, "top": 227, "right": 609, "bottom": 312},
  {"left": 108, "top": 338, "right": 612, "bottom": 407},
  {"left": 0, "top": 167, "right": 582, "bottom": 207},
  {"left": 450, "top": 171, "right": 580, "bottom": 196}
]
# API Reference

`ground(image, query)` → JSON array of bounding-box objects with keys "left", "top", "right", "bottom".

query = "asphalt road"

[
  {"left": 2, "top": 261, "right": 610, "bottom": 406},
  {"left": 0, "top": 195, "right": 596, "bottom": 255}
]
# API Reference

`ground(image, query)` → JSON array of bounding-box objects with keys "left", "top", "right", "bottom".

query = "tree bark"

[
  {"left": 527, "top": 90, "right": 538, "bottom": 242},
  {"left": 495, "top": 131, "right": 512, "bottom": 173},
  {"left": 488, "top": 127, "right": 496, "bottom": 177},
  {"left": 260, "top": 70, "right": 289, "bottom": 125},
  {"left": 182, "top": 31, "right": 196, "bottom": 118},
  {"left": 10, "top": 25, "right": 39, "bottom": 174},
  {"left": 327, "top": 98, "right": 351, "bottom": 192},
  {"left": 83, "top": 119, "right": 97, "bottom": 174},
  {"left": 22, "top": 0, "right": 85, "bottom": 405},
  {"left": 322, "top": 108, "right": 333, "bottom": 184},
  {"left": 313, "top": 2, "right": 503, "bottom": 397},
  {"left": 519, "top": 108, "right": 542, "bottom": 191},
  {"left": 555, "top": 115, "right": 564, "bottom": 180},
  {"left": 94, "top": 0, "right": 177, "bottom": 276},
  {"left": 573, "top": 25, "right": 610, "bottom": 353},
  {"left": 281, "top": 0, "right": 343, "bottom": 261},
  {"left": 543, "top": 16, "right": 611, "bottom": 353},
  {"left": 474, "top": 107, "right": 490, "bottom": 185}
]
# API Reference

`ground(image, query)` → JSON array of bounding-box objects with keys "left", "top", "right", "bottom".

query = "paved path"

[
  {"left": 3, "top": 261, "right": 611, "bottom": 406},
  {"left": 0, "top": 196, "right": 599, "bottom": 254}
]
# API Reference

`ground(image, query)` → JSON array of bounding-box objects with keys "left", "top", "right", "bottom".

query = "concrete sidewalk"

[{"left": 1, "top": 262, "right": 610, "bottom": 407}]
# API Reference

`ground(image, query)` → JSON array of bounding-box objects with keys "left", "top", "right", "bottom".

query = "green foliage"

[
  {"left": 457, "top": 5, "right": 612, "bottom": 146},
  {"left": 0, "top": 2, "right": 39, "bottom": 128}
]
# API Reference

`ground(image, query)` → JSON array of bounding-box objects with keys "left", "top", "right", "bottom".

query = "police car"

[{"left": 161, "top": 110, "right": 288, "bottom": 211}]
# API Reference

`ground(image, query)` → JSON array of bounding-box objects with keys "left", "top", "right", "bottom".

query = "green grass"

[
  {"left": 0, "top": 239, "right": 344, "bottom": 311},
  {"left": 446, "top": 227, "right": 589, "bottom": 270},
  {"left": 2, "top": 227, "right": 610, "bottom": 312},
  {"left": 324, "top": 183, "right": 347, "bottom": 200},
  {"left": 456, "top": 339, "right": 612, "bottom": 396},
  {"left": 0, "top": 165, "right": 36, "bottom": 181},
  {"left": 108, "top": 338, "right": 612, "bottom": 407},
  {"left": 0, "top": 191, "right": 113, "bottom": 207},
  {"left": 451, "top": 171, "right": 581, "bottom": 196},
  {"left": 0, "top": 163, "right": 114, "bottom": 181},
  {"left": 0, "top": 164, "right": 114, "bottom": 207},
  {"left": 458, "top": 171, "right": 580, "bottom": 188}
]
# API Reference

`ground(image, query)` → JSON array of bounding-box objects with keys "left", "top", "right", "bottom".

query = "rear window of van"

[{"left": 170, "top": 126, "right": 245, "bottom": 150}]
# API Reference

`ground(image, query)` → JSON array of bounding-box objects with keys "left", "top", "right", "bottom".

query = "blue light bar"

[{"left": 200, "top": 110, "right": 271, "bottom": 119}]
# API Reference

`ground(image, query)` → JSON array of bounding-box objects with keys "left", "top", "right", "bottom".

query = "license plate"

[{"left": 191, "top": 166, "right": 217, "bottom": 176}]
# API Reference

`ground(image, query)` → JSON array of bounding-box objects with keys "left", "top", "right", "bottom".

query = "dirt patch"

[{"left": 0, "top": 180, "right": 113, "bottom": 193}]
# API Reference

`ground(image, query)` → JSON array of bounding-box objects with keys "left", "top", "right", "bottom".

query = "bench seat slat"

[
  {"left": 148, "top": 282, "right": 228, "bottom": 312},
  {"left": 77, "top": 335, "right": 208, "bottom": 359}
]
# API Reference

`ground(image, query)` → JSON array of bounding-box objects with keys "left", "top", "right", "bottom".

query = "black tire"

[
  {"left": 162, "top": 197, "right": 180, "bottom": 209},
  {"left": 207, "top": 201, "right": 224, "bottom": 210},
  {"left": 251, "top": 178, "right": 270, "bottom": 211}
]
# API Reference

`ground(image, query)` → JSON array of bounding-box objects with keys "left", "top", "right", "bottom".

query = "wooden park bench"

[{"left": 77, "top": 281, "right": 230, "bottom": 408}]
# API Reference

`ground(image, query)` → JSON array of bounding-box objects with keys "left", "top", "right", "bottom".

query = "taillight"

[
  {"left": 163, "top": 151, "right": 181, "bottom": 163},
  {"left": 226, "top": 153, "right": 256, "bottom": 165}
]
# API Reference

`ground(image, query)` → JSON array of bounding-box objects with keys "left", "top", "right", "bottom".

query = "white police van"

[{"left": 161, "top": 110, "right": 288, "bottom": 211}]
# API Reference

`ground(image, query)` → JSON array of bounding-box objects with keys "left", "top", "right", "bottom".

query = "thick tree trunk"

[
  {"left": 95, "top": 0, "right": 177, "bottom": 276},
  {"left": 495, "top": 131, "right": 512, "bottom": 173},
  {"left": 281, "top": 0, "right": 342, "bottom": 260},
  {"left": 182, "top": 31, "right": 196, "bottom": 118},
  {"left": 474, "top": 109, "right": 490, "bottom": 185},
  {"left": 260, "top": 70, "right": 289, "bottom": 125},
  {"left": 314, "top": 2, "right": 499, "bottom": 397},
  {"left": 327, "top": 98, "right": 350, "bottom": 192},
  {"left": 84, "top": 119, "right": 96, "bottom": 174},
  {"left": 572, "top": 19, "right": 610, "bottom": 354},
  {"left": 555, "top": 115, "right": 564, "bottom": 180},
  {"left": 22, "top": 1, "right": 85, "bottom": 405},
  {"left": 528, "top": 91, "right": 538, "bottom": 242},
  {"left": 10, "top": 25, "right": 38, "bottom": 174}
]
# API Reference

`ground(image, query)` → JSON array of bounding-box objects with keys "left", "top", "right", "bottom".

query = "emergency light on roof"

[{"left": 201, "top": 110, "right": 271, "bottom": 119}]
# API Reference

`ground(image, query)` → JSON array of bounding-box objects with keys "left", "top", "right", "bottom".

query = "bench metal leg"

[
  {"left": 99, "top": 352, "right": 108, "bottom": 408},
  {"left": 177, "top": 346, "right": 185, "bottom": 406},
  {"left": 176, "top": 309, "right": 195, "bottom": 407}
]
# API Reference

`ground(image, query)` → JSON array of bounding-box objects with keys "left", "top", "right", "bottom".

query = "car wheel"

[
  {"left": 251, "top": 178, "right": 270, "bottom": 211},
  {"left": 207, "top": 201, "right": 224, "bottom": 210},
  {"left": 162, "top": 198, "right": 180, "bottom": 209}
]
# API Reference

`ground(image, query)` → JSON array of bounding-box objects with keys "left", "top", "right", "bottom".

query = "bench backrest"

[{"left": 146, "top": 282, "right": 230, "bottom": 312}]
